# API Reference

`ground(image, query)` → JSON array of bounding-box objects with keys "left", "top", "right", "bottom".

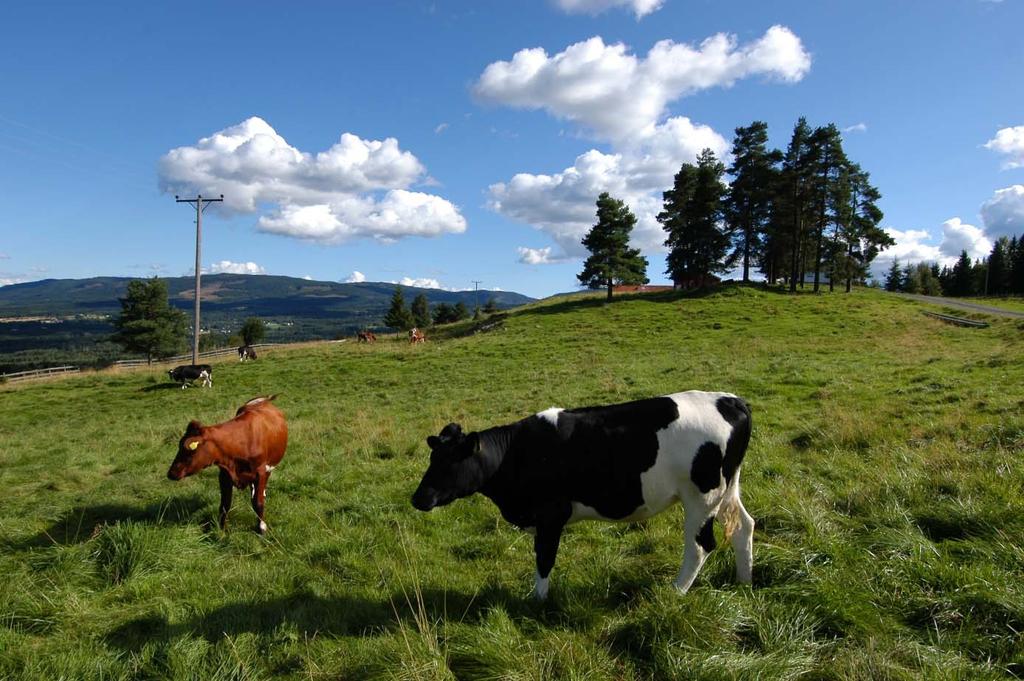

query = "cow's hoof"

[{"left": 255, "top": 521, "right": 268, "bottom": 535}]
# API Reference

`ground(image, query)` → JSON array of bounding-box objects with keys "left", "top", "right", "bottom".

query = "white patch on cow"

[
  {"left": 259, "top": 520, "right": 268, "bottom": 533},
  {"left": 534, "top": 571, "right": 549, "bottom": 600},
  {"left": 536, "top": 407, "right": 563, "bottom": 428},
  {"left": 265, "top": 464, "right": 275, "bottom": 472}
]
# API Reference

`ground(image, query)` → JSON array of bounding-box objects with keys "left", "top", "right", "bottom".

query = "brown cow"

[
  {"left": 166, "top": 395, "right": 288, "bottom": 534},
  {"left": 357, "top": 330, "right": 377, "bottom": 342},
  {"left": 409, "top": 327, "right": 426, "bottom": 344}
]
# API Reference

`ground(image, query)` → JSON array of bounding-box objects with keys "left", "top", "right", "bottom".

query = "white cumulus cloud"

[
  {"left": 985, "top": 126, "right": 1024, "bottom": 169},
  {"left": 479, "top": 27, "right": 807, "bottom": 264},
  {"left": 980, "top": 184, "right": 1024, "bottom": 239},
  {"left": 388, "top": 277, "right": 456, "bottom": 290},
  {"left": 843, "top": 123, "right": 867, "bottom": 133},
  {"left": 939, "top": 217, "right": 991, "bottom": 259},
  {"left": 517, "top": 246, "right": 567, "bottom": 265},
  {"left": 159, "top": 117, "right": 466, "bottom": 245},
  {"left": 475, "top": 27, "right": 810, "bottom": 141},
  {"left": 553, "top": 0, "right": 665, "bottom": 19},
  {"left": 345, "top": 271, "right": 367, "bottom": 283},
  {"left": 870, "top": 219, "right": 992, "bottom": 280},
  {"left": 206, "top": 260, "right": 267, "bottom": 275}
]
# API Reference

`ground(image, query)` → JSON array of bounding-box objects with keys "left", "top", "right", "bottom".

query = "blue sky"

[{"left": 1, "top": 0, "right": 1022, "bottom": 298}]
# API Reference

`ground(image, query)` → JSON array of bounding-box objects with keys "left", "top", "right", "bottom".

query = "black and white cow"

[
  {"left": 411, "top": 391, "right": 754, "bottom": 600},
  {"left": 238, "top": 345, "right": 257, "bottom": 361},
  {"left": 168, "top": 364, "right": 213, "bottom": 389}
]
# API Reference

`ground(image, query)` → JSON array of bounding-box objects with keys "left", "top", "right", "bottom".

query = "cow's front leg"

[
  {"left": 218, "top": 468, "right": 233, "bottom": 530},
  {"left": 251, "top": 472, "right": 268, "bottom": 534},
  {"left": 533, "top": 503, "right": 571, "bottom": 600}
]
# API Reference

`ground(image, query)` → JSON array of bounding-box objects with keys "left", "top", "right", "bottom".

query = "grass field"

[{"left": 2, "top": 286, "right": 1022, "bottom": 680}]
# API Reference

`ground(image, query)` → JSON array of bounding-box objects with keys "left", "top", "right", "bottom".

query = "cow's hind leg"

[
  {"left": 251, "top": 472, "right": 268, "bottom": 534},
  {"left": 673, "top": 490, "right": 719, "bottom": 594},
  {"left": 720, "top": 477, "right": 755, "bottom": 585}
]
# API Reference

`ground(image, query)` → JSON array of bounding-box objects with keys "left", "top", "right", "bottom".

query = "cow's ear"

[
  {"left": 186, "top": 420, "right": 203, "bottom": 436},
  {"left": 427, "top": 435, "right": 440, "bottom": 450},
  {"left": 187, "top": 439, "right": 201, "bottom": 451}
]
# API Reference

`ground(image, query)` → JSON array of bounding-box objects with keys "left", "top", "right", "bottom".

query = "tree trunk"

[
  {"left": 743, "top": 228, "right": 750, "bottom": 282},
  {"left": 789, "top": 207, "right": 801, "bottom": 292},
  {"left": 607, "top": 278, "right": 613, "bottom": 301}
]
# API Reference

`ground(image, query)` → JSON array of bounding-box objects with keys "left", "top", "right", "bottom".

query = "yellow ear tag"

[{"left": 188, "top": 440, "right": 200, "bottom": 451}]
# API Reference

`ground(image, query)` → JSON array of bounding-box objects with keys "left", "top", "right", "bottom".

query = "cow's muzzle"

[{"left": 411, "top": 489, "right": 436, "bottom": 512}]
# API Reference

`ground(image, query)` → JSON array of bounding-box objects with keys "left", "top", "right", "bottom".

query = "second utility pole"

[{"left": 176, "top": 193, "right": 223, "bottom": 365}]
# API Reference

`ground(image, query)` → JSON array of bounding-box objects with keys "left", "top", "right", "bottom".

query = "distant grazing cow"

[
  {"left": 357, "top": 330, "right": 377, "bottom": 343},
  {"left": 412, "top": 391, "right": 754, "bottom": 600},
  {"left": 409, "top": 328, "right": 426, "bottom": 344},
  {"left": 166, "top": 395, "right": 288, "bottom": 534},
  {"left": 238, "top": 345, "right": 257, "bottom": 361},
  {"left": 168, "top": 364, "right": 212, "bottom": 389}
]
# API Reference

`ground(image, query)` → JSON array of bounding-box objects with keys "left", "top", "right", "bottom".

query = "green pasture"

[{"left": 1, "top": 286, "right": 1022, "bottom": 680}]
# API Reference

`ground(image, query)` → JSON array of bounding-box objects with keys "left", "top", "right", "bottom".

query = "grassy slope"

[{"left": 1, "top": 286, "right": 1022, "bottom": 680}]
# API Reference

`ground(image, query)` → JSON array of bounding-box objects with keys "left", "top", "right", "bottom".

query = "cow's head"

[
  {"left": 411, "top": 423, "right": 481, "bottom": 511},
  {"left": 167, "top": 420, "right": 215, "bottom": 480}
]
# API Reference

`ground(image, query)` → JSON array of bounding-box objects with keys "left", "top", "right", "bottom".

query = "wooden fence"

[
  {"left": 1, "top": 365, "right": 81, "bottom": 384},
  {"left": 112, "top": 343, "right": 279, "bottom": 369},
  {"left": 1, "top": 344, "right": 280, "bottom": 384}
]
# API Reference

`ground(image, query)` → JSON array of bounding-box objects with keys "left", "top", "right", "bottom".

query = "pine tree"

[
  {"left": 781, "top": 118, "right": 814, "bottom": 292},
  {"left": 383, "top": 286, "right": 414, "bottom": 330},
  {"left": 884, "top": 259, "right": 902, "bottom": 292},
  {"left": 1009, "top": 236, "right": 1024, "bottom": 294},
  {"left": 432, "top": 302, "right": 453, "bottom": 325},
  {"left": 411, "top": 293, "right": 431, "bottom": 328},
  {"left": 806, "top": 124, "right": 848, "bottom": 292},
  {"left": 483, "top": 297, "right": 499, "bottom": 314},
  {"left": 724, "top": 122, "right": 782, "bottom": 282},
  {"left": 841, "top": 164, "right": 890, "bottom": 292},
  {"left": 453, "top": 301, "right": 471, "bottom": 321},
  {"left": 578, "top": 192, "right": 649, "bottom": 301},
  {"left": 112, "top": 278, "right": 189, "bottom": 364},
  {"left": 660, "top": 149, "right": 730, "bottom": 287},
  {"left": 950, "top": 250, "right": 974, "bottom": 296},
  {"left": 987, "top": 237, "right": 1009, "bottom": 295},
  {"left": 901, "top": 263, "right": 919, "bottom": 293}
]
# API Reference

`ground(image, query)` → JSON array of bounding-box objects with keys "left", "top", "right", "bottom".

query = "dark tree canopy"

[
  {"left": 724, "top": 122, "right": 781, "bottom": 282},
  {"left": 240, "top": 317, "right": 266, "bottom": 346},
  {"left": 383, "top": 286, "right": 414, "bottom": 331},
  {"left": 578, "top": 192, "right": 649, "bottom": 301},
  {"left": 660, "top": 149, "right": 730, "bottom": 286},
  {"left": 112, "top": 278, "right": 188, "bottom": 364},
  {"left": 411, "top": 293, "right": 431, "bottom": 328}
]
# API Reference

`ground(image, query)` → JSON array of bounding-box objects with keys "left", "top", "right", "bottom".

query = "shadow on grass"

[
  {"left": 5, "top": 494, "right": 210, "bottom": 548},
  {"left": 106, "top": 584, "right": 525, "bottom": 650},
  {"left": 141, "top": 382, "right": 187, "bottom": 392}
]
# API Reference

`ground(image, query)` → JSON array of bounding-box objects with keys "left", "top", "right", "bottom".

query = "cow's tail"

[{"left": 717, "top": 396, "right": 751, "bottom": 542}]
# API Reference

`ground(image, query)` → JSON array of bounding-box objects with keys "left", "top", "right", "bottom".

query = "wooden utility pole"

[
  {"left": 175, "top": 194, "right": 223, "bottom": 365},
  {"left": 472, "top": 280, "right": 483, "bottom": 312}
]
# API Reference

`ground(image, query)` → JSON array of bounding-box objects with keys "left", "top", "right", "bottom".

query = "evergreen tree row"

[
  {"left": 577, "top": 118, "right": 892, "bottom": 294},
  {"left": 887, "top": 234, "right": 1024, "bottom": 297},
  {"left": 382, "top": 287, "right": 498, "bottom": 331}
]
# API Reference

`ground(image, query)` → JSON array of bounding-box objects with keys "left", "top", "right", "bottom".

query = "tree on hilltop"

[
  {"left": 383, "top": 286, "right": 414, "bottom": 331},
  {"left": 724, "top": 122, "right": 782, "bottom": 282},
  {"left": 112, "top": 278, "right": 188, "bottom": 364},
  {"left": 660, "top": 149, "right": 730, "bottom": 287},
  {"left": 578, "top": 192, "right": 648, "bottom": 301}
]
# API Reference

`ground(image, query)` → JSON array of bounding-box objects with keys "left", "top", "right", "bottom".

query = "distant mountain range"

[
  {"left": 0, "top": 275, "right": 535, "bottom": 371},
  {"left": 0, "top": 274, "right": 533, "bottom": 321}
]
